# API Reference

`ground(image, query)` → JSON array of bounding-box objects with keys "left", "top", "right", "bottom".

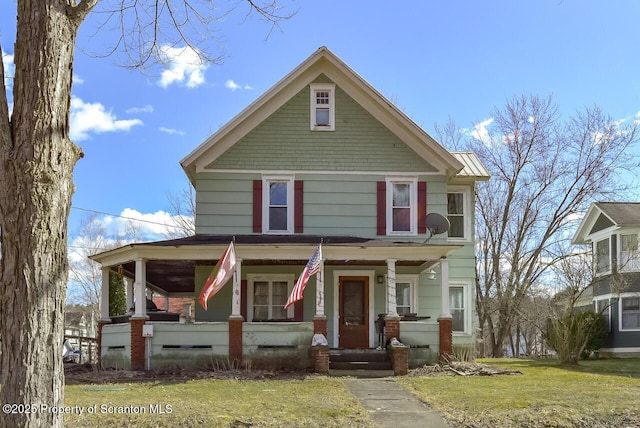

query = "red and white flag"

[
  {"left": 198, "top": 242, "right": 236, "bottom": 310},
  {"left": 285, "top": 245, "right": 322, "bottom": 309}
]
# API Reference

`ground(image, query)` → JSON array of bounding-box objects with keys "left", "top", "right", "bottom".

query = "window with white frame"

[
  {"left": 447, "top": 187, "right": 470, "bottom": 240},
  {"left": 450, "top": 285, "right": 468, "bottom": 333},
  {"left": 595, "top": 298, "right": 611, "bottom": 332},
  {"left": 395, "top": 276, "right": 417, "bottom": 315},
  {"left": 620, "top": 233, "right": 640, "bottom": 272},
  {"left": 594, "top": 238, "right": 611, "bottom": 275},
  {"left": 248, "top": 275, "right": 294, "bottom": 321},
  {"left": 310, "top": 83, "right": 335, "bottom": 131},
  {"left": 263, "top": 176, "right": 293, "bottom": 233},
  {"left": 387, "top": 178, "right": 417, "bottom": 235},
  {"left": 620, "top": 296, "right": 640, "bottom": 330}
]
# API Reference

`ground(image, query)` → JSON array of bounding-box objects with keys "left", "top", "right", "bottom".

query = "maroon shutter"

[
  {"left": 377, "top": 181, "right": 386, "bottom": 235},
  {"left": 294, "top": 180, "right": 304, "bottom": 233},
  {"left": 418, "top": 181, "right": 427, "bottom": 234},
  {"left": 253, "top": 180, "right": 262, "bottom": 233},
  {"left": 241, "top": 280, "right": 248, "bottom": 320},
  {"left": 294, "top": 300, "right": 304, "bottom": 322}
]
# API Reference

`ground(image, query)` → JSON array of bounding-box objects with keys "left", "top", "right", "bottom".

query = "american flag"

[
  {"left": 284, "top": 245, "right": 322, "bottom": 309},
  {"left": 198, "top": 241, "right": 236, "bottom": 310}
]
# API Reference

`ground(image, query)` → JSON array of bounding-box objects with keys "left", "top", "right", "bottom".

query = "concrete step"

[
  {"left": 329, "top": 349, "right": 389, "bottom": 363},
  {"left": 330, "top": 360, "right": 393, "bottom": 371},
  {"left": 329, "top": 369, "right": 395, "bottom": 378}
]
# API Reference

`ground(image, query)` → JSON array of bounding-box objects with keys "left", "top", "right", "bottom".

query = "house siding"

[{"left": 206, "top": 81, "right": 437, "bottom": 173}]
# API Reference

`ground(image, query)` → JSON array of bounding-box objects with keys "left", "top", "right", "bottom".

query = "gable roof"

[
  {"left": 572, "top": 202, "right": 640, "bottom": 244},
  {"left": 180, "top": 46, "right": 465, "bottom": 184}
]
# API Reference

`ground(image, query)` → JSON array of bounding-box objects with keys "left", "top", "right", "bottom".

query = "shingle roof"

[{"left": 595, "top": 202, "right": 640, "bottom": 227}]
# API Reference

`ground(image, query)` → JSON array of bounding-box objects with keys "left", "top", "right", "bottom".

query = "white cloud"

[
  {"left": 159, "top": 126, "right": 185, "bottom": 136},
  {"left": 225, "top": 79, "right": 253, "bottom": 91},
  {"left": 470, "top": 117, "right": 494, "bottom": 145},
  {"left": 70, "top": 97, "right": 143, "bottom": 141},
  {"left": 126, "top": 105, "right": 154, "bottom": 114},
  {"left": 73, "top": 74, "right": 84, "bottom": 85},
  {"left": 94, "top": 208, "right": 191, "bottom": 240},
  {"left": 158, "top": 45, "right": 207, "bottom": 88},
  {"left": 2, "top": 51, "right": 14, "bottom": 89}
]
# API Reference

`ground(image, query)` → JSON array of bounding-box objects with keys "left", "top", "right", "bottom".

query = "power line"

[{"left": 71, "top": 206, "right": 189, "bottom": 230}]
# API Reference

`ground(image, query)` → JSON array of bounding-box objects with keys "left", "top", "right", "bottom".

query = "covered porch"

[{"left": 91, "top": 234, "right": 460, "bottom": 372}]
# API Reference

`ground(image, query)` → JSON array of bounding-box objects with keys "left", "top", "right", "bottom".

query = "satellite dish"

[{"left": 424, "top": 213, "right": 450, "bottom": 243}]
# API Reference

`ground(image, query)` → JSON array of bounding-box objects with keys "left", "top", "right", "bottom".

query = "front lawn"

[{"left": 398, "top": 358, "right": 640, "bottom": 428}]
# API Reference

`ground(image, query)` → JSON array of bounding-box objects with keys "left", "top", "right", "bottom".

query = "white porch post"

[
  {"left": 124, "top": 277, "right": 134, "bottom": 312},
  {"left": 133, "top": 258, "right": 147, "bottom": 318},
  {"left": 315, "top": 258, "right": 325, "bottom": 316},
  {"left": 100, "top": 267, "right": 110, "bottom": 321},
  {"left": 439, "top": 257, "right": 452, "bottom": 318},
  {"left": 386, "top": 259, "right": 397, "bottom": 316},
  {"left": 231, "top": 258, "right": 243, "bottom": 317}
]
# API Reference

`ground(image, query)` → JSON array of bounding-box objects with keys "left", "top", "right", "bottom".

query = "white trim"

[
  {"left": 386, "top": 176, "right": 418, "bottom": 236},
  {"left": 395, "top": 274, "right": 418, "bottom": 315},
  {"left": 262, "top": 175, "right": 294, "bottom": 234},
  {"left": 598, "top": 347, "right": 640, "bottom": 353},
  {"left": 310, "top": 83, "right": 335, "bottom": 131},
  {"left": 449, "top": 281, "right": 471, "bottom": 335},
  {"left": 200, "top": 168, "right": 444, "bottom": 176},
  {"left": 246, "top": 274, "right": 296, "bottom": 322},
  {"left": 447, "top": 185, "right": 472, "bottom": 242},
  {"left": 332, "top": 270, "right": 375, "bottom": 348}
]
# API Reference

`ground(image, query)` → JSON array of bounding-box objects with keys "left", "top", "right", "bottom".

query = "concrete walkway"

[{"left": 344, "top": 378, "right": 451, "bottom": 428}]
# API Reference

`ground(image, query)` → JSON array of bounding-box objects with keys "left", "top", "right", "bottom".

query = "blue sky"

[{"left": 2, "top": 0, "right": 640, "bottom": 243}]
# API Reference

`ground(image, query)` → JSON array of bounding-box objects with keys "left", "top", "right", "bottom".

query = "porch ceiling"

[{"left": 98, "top": 234, "right": 462, "bottom": 295}]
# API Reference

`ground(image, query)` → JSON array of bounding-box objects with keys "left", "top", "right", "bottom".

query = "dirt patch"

[{"left": 64, "top": 363, "right": 313, "bottom": 384}]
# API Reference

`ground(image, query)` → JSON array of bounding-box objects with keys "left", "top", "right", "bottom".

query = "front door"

[{"left": 338, "top": 276, "right": 369, "bottom": 349}]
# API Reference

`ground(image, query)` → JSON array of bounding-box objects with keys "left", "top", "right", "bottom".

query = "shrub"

[{"left": 546, "top": 311, "right": 607, "bottom": 365}]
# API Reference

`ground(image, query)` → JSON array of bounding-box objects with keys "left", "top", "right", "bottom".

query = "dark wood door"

[{"left": 338, "top": 276, "right": 369, "bottom": 349}]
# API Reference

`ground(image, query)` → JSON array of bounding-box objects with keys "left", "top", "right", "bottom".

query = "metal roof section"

[{"left": 451, "top": 152, "right": 490, "bottom": 181}]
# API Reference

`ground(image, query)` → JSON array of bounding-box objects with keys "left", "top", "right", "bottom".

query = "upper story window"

[
  {"left": 594, "top": 237, "right": 611, "bottom": 276},
  {"left": 620, "top": 233, "right": 640, "bottom": 272},
  {"left": 447, "top": 186, "right": 471, "bottom": 240},
  {"left": 310, "top": 83, "right": 335, "bottom": 131},
  {"left": 386, "top": 178, "right": 417, "bottom": 235},
  {"left": 263, "top": 176, "right": 294, "bottom": 234}
]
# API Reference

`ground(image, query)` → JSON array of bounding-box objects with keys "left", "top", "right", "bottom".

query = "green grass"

[
  {"left": 398, "top": 358, "right": 640, "bottom": 428},
  {"left": 64, "top": 377, "right": 370, "bottom": 427}
]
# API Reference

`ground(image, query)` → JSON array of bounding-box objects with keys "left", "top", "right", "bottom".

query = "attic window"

[{"left": 310, "top": 83, "right": 335, "bottom": 131}]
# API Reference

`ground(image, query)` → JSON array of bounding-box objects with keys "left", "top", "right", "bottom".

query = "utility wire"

[{"left": 71, "top": 206, "right": 188, "bottom": 229}]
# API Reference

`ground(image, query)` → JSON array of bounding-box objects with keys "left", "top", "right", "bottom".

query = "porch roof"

[{"left": 90, "top": 234, "right": 462, "bottom": 295}]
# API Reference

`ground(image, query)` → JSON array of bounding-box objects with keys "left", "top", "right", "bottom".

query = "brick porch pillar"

[
  {"left": 384, "top": 315, "right": 401, "bottom": 344},
  {"left": 130, "top": 317, "right": 147, "bottom": 371},
  {"left": 311, "top": 345, "right": 330, "bottom": 374},
  {"left": 228, "top": 315, "right": 244, "bottom": 364},
  {"left": 313, "top": 315, "right": 327, "bottom": 336},
  {"left": 389, "top": 344, "right": 409, "bottom": 376},
  {"left": 438, "top": 317, "right": 453, "bottom": 361},
  {"left": 96, "top": 320, "right": 111, "bottom": 367}
]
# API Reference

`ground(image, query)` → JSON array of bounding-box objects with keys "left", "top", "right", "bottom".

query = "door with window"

[{"left": 338, "top": 276, "right": 369, "bottom": 349}]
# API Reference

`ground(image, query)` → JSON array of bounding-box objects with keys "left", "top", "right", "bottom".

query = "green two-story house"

[{"left": 92, "top": 47, "right": 489, "bottom": 372}]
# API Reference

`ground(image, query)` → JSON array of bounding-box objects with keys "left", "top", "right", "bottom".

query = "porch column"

[
  {"left": 438, "top": 257, "right": 453, "bottom": 360},
  {"left": 124, "top": 277, "right": 134, "bottom": 313},
  {"left": 313, "top": 258, "right": 327, "bottom": 335},
  {"left": 229, "top": 258, "right": 244, "bottom": 364},
  {"left": 385, "top": 259, "right": 401, "bottom": 342},
  {"left": 133, "top": 258, "right": 148, "bottom": 318},
  {"left": 100, "top": 267, "right": 111, "bottom": 321},
  {"left": 231, "top": 258, "right": 243, "bottom": 317}
]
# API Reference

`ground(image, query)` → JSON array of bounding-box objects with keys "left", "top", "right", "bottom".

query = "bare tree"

[
  {"left": 0, "top": 1, "right": 292, "bottom": 426},
  {"left": 439, "top": 95, "right": 639, "bottom": 357},
  {"left": 164, "top": 180, "right": 196, "bottom": 238}
]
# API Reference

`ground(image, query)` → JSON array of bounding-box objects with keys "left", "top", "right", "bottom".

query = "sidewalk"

[{"left": 343, "top": 378, "right": 451, "bottom": 428}]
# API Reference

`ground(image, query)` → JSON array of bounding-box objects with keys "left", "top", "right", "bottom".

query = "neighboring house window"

[
  {"left": 386, "top": 178, "right": 417, "bottom": 235},
  {"left": 310, "top": 83, "right": 335, "bottom": 131},
  {"left": 447, "top": 187, "right": 470, "bottom": 240},
  {"left": 595, "top": 298, "right": 611, "bottom": 332},
  {"left": 263, "top": 176, "right": 294, "bottom": 233},
  {"left": 450, "top": 285, "right": 468, "bottom": 333},
  {"left": 594, "top": 238, "right": 611, "bottom": 275},
  {"left": 395, "top": 276, "right": 417, "bottom": 315},
  {"left": 620, "top": 233, "right": 640, "bottom": 272},
  {"left": 248, "top": 275, "right": 294, "bottom": 321},
  {"left": 620, "top": 296, "right": 640, "bottom": 331}
]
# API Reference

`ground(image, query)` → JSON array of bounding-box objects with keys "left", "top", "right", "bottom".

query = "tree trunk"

[{"left": 0, "top": 1, "right": 83, "bottom": 426}]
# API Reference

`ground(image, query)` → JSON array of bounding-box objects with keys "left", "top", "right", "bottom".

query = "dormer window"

[{"left": 310, "top": 83, "right": 335, "bottom": 131}]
